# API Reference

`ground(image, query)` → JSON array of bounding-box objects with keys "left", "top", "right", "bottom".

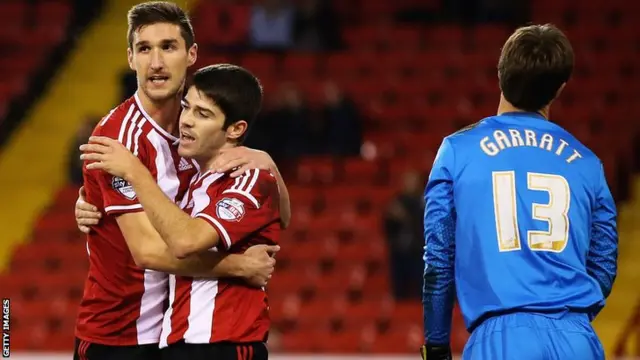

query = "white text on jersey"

[{"left": 480, "top": 128, "right": 582, "bottom": 163}]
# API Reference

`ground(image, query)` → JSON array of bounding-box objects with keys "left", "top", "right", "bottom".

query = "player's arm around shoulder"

[
  {"left": 114, "top": 211, "right": 277, "bottom": 287},
  {"left": 213, "top": 146, "right": 291, "bottom": 229},
  {"left": 193, "top": 169, "right": 281, "bottom": 254}
]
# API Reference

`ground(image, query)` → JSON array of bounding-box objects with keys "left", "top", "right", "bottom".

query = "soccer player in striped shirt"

[
  {"left": 81, "top": 64, "right": 279, "bottom": 360},
  {"left": 72, "top": 3, "right": 289, "bottom": 360},
  {"left": 421, "top": 24, "right": 617, "bottom": 360}
]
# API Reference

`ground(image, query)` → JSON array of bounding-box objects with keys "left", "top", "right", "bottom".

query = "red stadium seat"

[
  {"left": 295, "top": 156, "right": 336, "bottom": 184},
  {"left": 51, "top": 185, "right": 81, "bottom": 210},
  {"left": 341, "top": 158, "right": 382, "bottom": 184},
  {"left": 239, "top": 53, "right": 278, "bottom": 80},
  {"left": 36, "top": 1, "right": 72, "bottom": 28},
  {"left": 192, "top": 3, "right": 250, "bottom": 47},
  {"left": 472, "top": 24, "right": 510, "bottom": 50},
  {"left": 32, "top": 211, "right": 79, "bottom": 240},
  {"left": 22, "top": 24, "right": 66, "bottom": 47},
  {"left": 424, "top": 25, "right": 465, "bottom": 52},
  {"left": 0, "top": 2, "right": 27, "bottom": 26},
  {"left": 281, "top": 331, "right": 320, "bottom": 352},
  {"left": 318, "top": 330, "right": 365, "bottom": 353},
  {"left": 370, "top": 325, "right": 423, "bottom": 353},
  {"left": 282, "top": 54, "right": 320, "bottom": 77}
]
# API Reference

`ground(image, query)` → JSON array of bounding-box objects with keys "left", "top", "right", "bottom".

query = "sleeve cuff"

[
  {"left": 104, "top": 203, "right": 143, "bottom": 215},
  {"left": 195, "top": 213, "right": 232, "bottom": 249},
  {"left": 221, "top": 189, "right": 260, "bottom": 208}
]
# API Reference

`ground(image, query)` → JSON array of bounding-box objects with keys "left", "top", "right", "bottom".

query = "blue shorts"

[{"left": 462, "top": 312, "right": 605, "bottom": 360}]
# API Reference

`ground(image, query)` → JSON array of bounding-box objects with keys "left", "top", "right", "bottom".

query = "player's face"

[
  {"left": 127, "top": 22, "right": 197, "bottom": 103},
  {"left": 178, "top": 87, "right": 247, "bottom": 164}
]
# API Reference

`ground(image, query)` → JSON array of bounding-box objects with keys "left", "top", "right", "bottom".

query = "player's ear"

[
  {"left": 554, "top": 83, "right": 567, "bottom": 100},
  {"left": 187, "top": 43, "right": 198, "bottom": 67},
  {"left": 127, "top": 47, "right": 135, "bottom": 71},
  {"left": 226, "top": 120, "right": 248, "bottom": 141}
]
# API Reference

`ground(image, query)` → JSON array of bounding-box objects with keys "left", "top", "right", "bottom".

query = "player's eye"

[
  {"left": 197, "top": 110, "right": 209, "bottom": 118},
  {"left": 137, "top": 46, "right": 150, "bottom": 53},
  {"left": 162, "top": 44, "right": 176, "bottom": 51}
]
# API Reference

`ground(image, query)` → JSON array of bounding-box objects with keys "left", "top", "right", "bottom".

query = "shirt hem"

[{"left": 75, "top": 332, "right": 160, "bottom": 346}]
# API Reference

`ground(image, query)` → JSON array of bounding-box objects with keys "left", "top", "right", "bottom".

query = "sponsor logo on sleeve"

[
  {"left": 216, "top": 198, "right": 245, "bottom": 222},
  {"left": 111, "top": 176, "right": 136, "bottom": 200}
]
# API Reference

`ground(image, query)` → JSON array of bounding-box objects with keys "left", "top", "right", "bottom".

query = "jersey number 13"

[{"left": 492, "top": 171, "right": 570, "bottom": 253}]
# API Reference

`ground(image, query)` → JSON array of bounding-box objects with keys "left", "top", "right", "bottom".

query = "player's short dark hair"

[
  {"left": 498, "top": 24, "right": 574, "bottom": 112},
  {"left": 127, "top": 1, "right": 195, "bottom": 49},
  {"left": 191, "top": 64, "right": 263, "bottom": 143}
]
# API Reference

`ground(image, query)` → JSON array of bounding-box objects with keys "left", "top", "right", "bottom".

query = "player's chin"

[
  {"left": 177, "top": 144, "right": 193, "bottom": 158},
  {"left": 145, "top": 85, "right": 178, "bottom": 101}
]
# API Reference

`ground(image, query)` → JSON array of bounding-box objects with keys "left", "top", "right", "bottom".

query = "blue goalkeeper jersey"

[{"left": 422, "top": 112, "right": 618, "bottom": 345}]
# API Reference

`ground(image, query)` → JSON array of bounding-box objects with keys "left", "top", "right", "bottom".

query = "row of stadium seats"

[
  {"left": 0, "top": 0, "right": 86, "bottom": 345},
  {"left": 0, "top": 0, "right": 75, "bottom": 118},
  {"left": 0, "top": 1, "right": 72, "bottom": 27},
  {"left": 189, "top": 1, "right": 640, "bottom": 51},
  {"left": 257, "top": 0, "right": 637, "bottom": 352},
  {"left": 340, "top": 25, "right": 640, "bottom": 52},
  {"left": 203, "top": 49, "right": 640, "bottom": 77},
  {"left": 194, "top": 0, "right": 640, "bottom": 25},
  {"left": 4, "top": 0, "right": 639, "bottom": 354}
]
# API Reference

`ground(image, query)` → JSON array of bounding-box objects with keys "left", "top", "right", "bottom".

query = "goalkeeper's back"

[
  {"left": 448, "top": 112, "right": 617, "bottom": 331},
  {"left": 421, "top": 24, "right": 618, "bottom": 360}
]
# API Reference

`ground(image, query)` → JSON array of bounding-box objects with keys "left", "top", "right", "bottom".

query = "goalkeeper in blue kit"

[{"left": 420, "top": 24, "right": 618, "bottom": 360}]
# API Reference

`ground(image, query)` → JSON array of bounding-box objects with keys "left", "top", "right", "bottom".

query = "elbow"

[
  {"left": 171, "top": 229, "right": 221, "bottom": 258},
  {"left": 171, "top": 246, "right": 192, "bottom": 260},
  {"left": 604, "top": 274, "right": 617, "bottom": 298},
  {"left": 132, "top": 251, "right": 153, "bottom": 269},
  {"left": 280, "top": 216, "right": 291, "bottom": 230},
  {"left": 171, "top": 240, "right": 198, "bottom": 260}
]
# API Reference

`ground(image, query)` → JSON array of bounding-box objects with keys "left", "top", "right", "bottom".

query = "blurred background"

[{"left": 0, "top": 0, "right": 639, "bottom": 358}]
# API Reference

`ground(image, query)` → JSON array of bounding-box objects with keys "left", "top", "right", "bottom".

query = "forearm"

[
  {"left": 271, "top": 165, "right": 291, "bottom": 229},
  {"left": 586, "top": 247, "right": 617, "bottom": 299},
  {"left": 588, "top": 218, "right": 618, "bottom": 299},
  {"left": 422, "top": 136, "right": 457, "bottom": 346},
  {"left": 121, "top": 220, "right": 246, "bottom": 278},
  {"left": 589, "top": 168, "right": 618, "bottom": 300},
  {"left": 422, "top": 264, "right": 455, "bottom": 345},
  {"left": 422, "top": 182, "right": 456, "bottom": 345},
  {"left": 149, "top": 250, "right": 249, "bottom": 278},
  {"left": 127, "top": 168, "right": 202, "bottom": 253}
]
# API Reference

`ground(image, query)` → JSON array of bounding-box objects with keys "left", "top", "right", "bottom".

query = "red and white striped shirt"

[
  {"left": 76, "top": 93, "right": 197, "bottom": 346},
  {"left": 160, "top": 168, "right": 281, "bottom": 347}
]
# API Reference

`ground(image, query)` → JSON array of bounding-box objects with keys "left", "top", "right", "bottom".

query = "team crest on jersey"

[
  {"left": 216, "top": 198, "right": 245, "bottom": 222},
  {"left": 111, "top": 176, "right": 136, "bottom": 200}
]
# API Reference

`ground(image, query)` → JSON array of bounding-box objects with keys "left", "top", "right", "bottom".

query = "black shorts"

[
  {"left": 161, "top": 341, "right": 268, "bottom": 360},
  {"left": 73, "top": 338, "right": 161, "bottom": 360}
]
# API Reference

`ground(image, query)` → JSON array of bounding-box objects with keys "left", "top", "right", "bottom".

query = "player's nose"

[
  {"left": 180, "top": 114, "right": 195, "bottom": 127},
  {"left": 149, "top": 50, "right": 165, "bottom": 70}
]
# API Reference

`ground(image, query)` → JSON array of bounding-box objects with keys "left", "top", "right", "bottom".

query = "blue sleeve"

[
  {"left": 587, "top": 163, "right": 618, "bottom": 305},
  {"left": 422, "top": 138, "right": 456, "bottom": 345}
]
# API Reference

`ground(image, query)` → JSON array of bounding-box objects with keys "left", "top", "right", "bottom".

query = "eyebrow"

[
  {"left": 134, "top": 38, "right": 179, "bottom": 48},
  {"left": 193, "top": 105, "right": 215, "bottom": 116}
]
